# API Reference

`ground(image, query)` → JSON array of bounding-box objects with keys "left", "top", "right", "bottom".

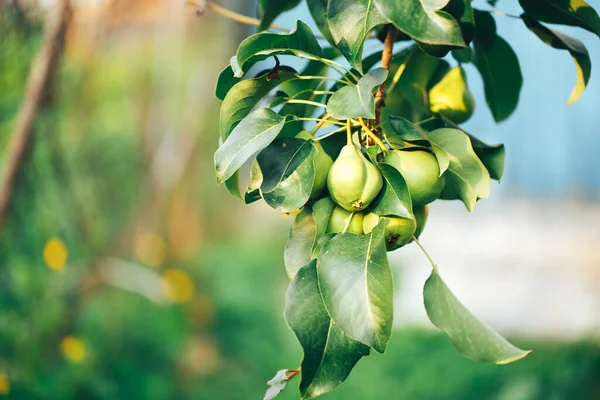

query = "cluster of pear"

[{"left": 301, "top": 131, "right": 446, "bottom": 252}]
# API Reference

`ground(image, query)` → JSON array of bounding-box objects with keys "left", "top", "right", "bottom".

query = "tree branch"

[
  {"left": 374, "top": 26, "right": 398, "bottom": 125},
  {"left": 0, "top": 0, "right": 72, "bottom": 228}
]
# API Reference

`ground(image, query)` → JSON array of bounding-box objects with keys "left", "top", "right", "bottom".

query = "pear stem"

[
  {"left": 413, "top": 237, "right": 439, "bottom": 273},
  {"left": 358, "top": 118, "right": 388, "bottom": 152},
  {"left": 298, "top": 117, "right": 346, "bottom": 127},
  {"left": 285, "top": 99, "right": 328, "bottom": 109},
  {"left": 346, "top": 119, "right": 353, "bottom": 145},
  {"left": 387, "top": 46, "right": 416, "bottom": 95},
  {"left": 310, "top": 113, "right": 332, "bottom": 135}
]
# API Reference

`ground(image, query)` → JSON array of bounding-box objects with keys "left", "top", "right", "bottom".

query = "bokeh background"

[{"left": 1, "top": 0, "right": 599, "bottom": 399}]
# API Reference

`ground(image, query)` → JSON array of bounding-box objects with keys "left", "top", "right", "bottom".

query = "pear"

[
  {"left": 429, "top": 66, "right": 475, "bottom": 124},
  {"left": 295, "top": 131, "right": 334, "bottom": 200},
  {"left": 363, "top": 213, "right": 416, "bottom": 251},
  {"left": 384, "top": 149, "right": 445, "bottom": 206},
  {"left": 327, "top": 144, "right": 383, "bottom": 211},
  {"left": 327, "top": 206, "right": 364, "bottom": 234},
  {"left": 413, "top": 205, "right": 429, "bottom": 239}
]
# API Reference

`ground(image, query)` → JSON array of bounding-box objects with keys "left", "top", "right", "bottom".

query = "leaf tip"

[{"left": 495, "top": 349, "right": 532, "bottom": 365}]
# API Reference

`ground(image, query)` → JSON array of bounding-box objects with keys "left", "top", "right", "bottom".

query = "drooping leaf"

[
  {"left": 317, "top": 222, "right": 394, "bottom": 353},
  {"left": 327, "top": 68, "right": 388, "bottom": 119},
  {"left": 523, "top": 15, "right": 592, "bottom": 105},
  {"left": 428, "top": 128, "right": 490, "bottom": 211},
  {"left": 374, "top": 0, "right": 466, "bottom": 47},
  {"left": 327, "top": 0, "right": 389, "bottom": 72},
  {"left": 225, "top": 172, "right": 243, "bottom": 200},
  {"left": 215, "top": 108, "right": 286, "bottom": 184},
  {"left": 307, "top": 0, "right": 336, "bottom": 45},
  {"left": 368, "top": 163, "right": 413, "bottom": 218},
  {"left": 519, "top": 0, "right": 600, "bottom": 39},
  {"left": 232, "top": 21, "right": 323, "bottom": 78},
  {"left": 387, "top": 116, "right": 450, "bottom": 174},
  {"left": 257, "top": 0, "right": 301, "bottom": 31},
  {"left": 285, "top": 207, "right": 317, "bottom": 278},
  {"left": 285, "top": 261, "right": 370, "bottom": 399},
  {"left": 220, "top": 68, "right": 298, "bottom": 141},
  {"left": 467, "top": 134, "right": 506, "bottom": 181},
  {"left": 257, "top": 138, "right": 317, "bottom": 212},
  {"left": 424, "top": 268, "right": 531, "bottom": 364}
]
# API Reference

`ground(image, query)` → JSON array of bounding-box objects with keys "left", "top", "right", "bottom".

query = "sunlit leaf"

[
  {"left": 317, "top": 222, "right": 393, "bottom": 353},
  {"left": 424, "top": 268, "right": 531, "bottom": 364},
  {"left": 523, "top": 15, "right": 592, "bottom": 105},
  {"left": 327, "top": 68, "right": 388, "bottom": 119},
  {"left": 467, "top": 134, "right": 505, "bottom": 181},
  {"left": 519, "top": 0, "right": 600, "bottom": 39},
  {"left": 214, "top": 108, "right": 285, "bottom": 184},
  {"left": 285, "top": 260, "right": 370, "bottom": 398}
]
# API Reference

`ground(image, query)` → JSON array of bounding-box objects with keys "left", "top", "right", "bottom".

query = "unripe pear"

[
  {"left": 327, "top": 206, "right": 364, "bottom": 234},
  {"left": 363, "top": 213, "right": 416, "bottom": 251},
  {"left": 413, "top": 205, "right": 429, "bottom": 239},
  {"left": 327, "top": 144, "right": 383, "bottom": 211},
  {"left": 384, "top": 149, "right": 445, "bottom": 206},
  {"left": 429, "top": 66, "right": 475, "bottom": 124},
  {"left": 295, "top": 131, "right": 334, "bottom": 200}
]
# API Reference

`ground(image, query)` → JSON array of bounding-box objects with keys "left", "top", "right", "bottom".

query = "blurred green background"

[{"left": 1, "top": 1, "right": 599, "bottom": 399}]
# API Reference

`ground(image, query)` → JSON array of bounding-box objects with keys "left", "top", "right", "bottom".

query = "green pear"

[
  {"left": 384, "top": 149, "right": 445, "bottom": 206},
  {"left": 413, "top": 205, "right": 429, "bottom": 239},
  {"left": 429, "top": 66, "right": 475, "bottom": 124},
  {"left": 327, "top": 206, "right": 364, "bottom": 234},
  {"left": 363, "top": 213, "right": 416, "bottom": 251},
  {"left": 295, "top": 131, "right": 334, "bottom": 200},
  {"left": 327, "top": 144, "right": 383, "bottom": 211}
]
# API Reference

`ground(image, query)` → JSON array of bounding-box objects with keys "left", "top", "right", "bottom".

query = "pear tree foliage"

[{"left": 211, "top": 1, "right": 599, "bottom": 398}]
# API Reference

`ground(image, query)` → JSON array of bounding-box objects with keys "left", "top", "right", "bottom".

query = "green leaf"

[
  {"left": 232, "top": 21, "right": 323, "bottom": 77},
  {"left": 424, "top": 268, "right": 531, "bottom": 364},
  {"left": 214, "top": 108, "right": 285, "bottom": 184},
  {"left": 326, "top": 68, "right": 388, "bottom": 119},
  {"left": 472, "top": 11, "right": 523, "bottom": 122},
  {"left": 317, "top": 222, "right": 394, "bottom": 353},
  {"left": 467, "top": 134, "right": 505, "bottom": 181},
  {"left": 285, "top": 208, "right": 317, "bottom": 278},
  {"left": 225, "top": 172, "right": 243, "bottom": 201},
  {"left": 368, "top": 163, "right": 413, "bottom": 218},
  {"left": 374, "top": 0, "right": 466, "bottom": 47},
  {"left": 523, "top": 15, "right": 592, "bottom": 105},
  {"left": 387, "top": 116, "right": 450, "bottom": 175},
  {"left": 285, "top": 260, "right": 370, "bottom": 399},
  {"left": 257, "top": 138, "right": 317, "bottom": 212},
  {"left": 244, "top": 160, "right": 263, "bottom": 203},
  {"left": 220, "top": 68, "right": 298, "bottom": 141},
  {"left": 519, "top": 0, "right": 600, "bottom": 39},
  {"left": 428, "top": 128, "right": 490, "bottom": 211},
  {"left": 257, "top": 0, "right": 301, "bottom": 31},
  {"left": 312, "top": 197, "right": 336, "bottom": 237},
  {"left": 307, "top": 0, "right": 336, "bottom": 45},
  {"left": 327, "top": 0, "right": 389, "bottom": 72},
  {"left": 416, "top": 0, "right": 476, "bottom": 57}
]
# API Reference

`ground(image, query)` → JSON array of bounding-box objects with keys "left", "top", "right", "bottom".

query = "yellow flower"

[
  {"left": 43, "top": 238, "right": 68, "bottom": 272},
  {"left": 60, "top": 336, "right": 87, "bottom": 363},
  {"left": 162, "top": 268, "right": 194, "bottom": 303},
  {"left": 134, "top": 232, "right": 166, "bottom": 267},
  {"left": 0, "top": 373, "right": 9, "bottom": 395}
]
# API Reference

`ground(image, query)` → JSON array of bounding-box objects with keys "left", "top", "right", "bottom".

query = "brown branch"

[
  {"left": 0, "top": 0, "right": 72, "bottom": 228},
  {"left": 374, "top": 25, "right": 398, "bottom": 125}
]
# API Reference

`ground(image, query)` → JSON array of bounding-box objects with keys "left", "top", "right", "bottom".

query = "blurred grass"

[{"left": 0, "top": 9, "right": 599, "bottom": 400}]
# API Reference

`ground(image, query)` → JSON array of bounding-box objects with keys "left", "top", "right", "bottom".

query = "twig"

[
  {"left": 374, "top": 26, "right": 398, "bottom": 124},
  {"left": 0, "top": 0, "right": 72, "bottom": 229}
]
